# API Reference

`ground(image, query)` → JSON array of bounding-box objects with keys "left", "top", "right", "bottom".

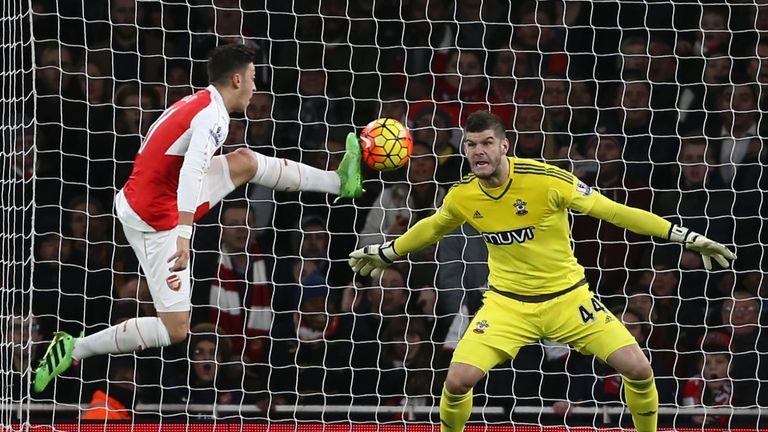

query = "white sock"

[
  {"left": 249, "top": 151, "right": 340, "bottom": 194},
  {"left": 72, "top": 317, "right": 172, "bottom": 360}
]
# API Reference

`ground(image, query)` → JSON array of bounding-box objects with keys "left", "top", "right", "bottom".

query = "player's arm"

[
  {"left": 349, "top": 197, "right": 464, "bottom": 278},
  {"left": 566, "top": 179, "right": 736, "bottom": 270},
  {"left": 169, "top": 115, "right": 217, "bottom": 271}
]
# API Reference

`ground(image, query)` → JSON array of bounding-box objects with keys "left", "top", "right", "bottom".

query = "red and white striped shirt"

[
  {"left": 118, "top": 86, "right": 229, "bottom": 232},
  {"left": 208, "top": 243, "right": 272, "bottom": 363}
]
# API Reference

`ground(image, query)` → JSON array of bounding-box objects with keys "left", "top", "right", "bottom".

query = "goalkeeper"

[{"left": 349, "top": 111, "right": 735, "bottom": 432}]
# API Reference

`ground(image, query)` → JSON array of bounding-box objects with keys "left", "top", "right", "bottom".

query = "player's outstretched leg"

[
  {"left": 33, "top": 331, "right": 79, "bottom": 393},
  {"left": 336, "top": 132, "right": 364, "bottom": 198},
  {"left": 231, "top": 133, "right": 363, "bottom": 198}
]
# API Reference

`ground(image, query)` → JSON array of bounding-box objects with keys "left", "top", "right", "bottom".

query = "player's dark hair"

[
  {"left": 207, "top": 44, "right": 256, "bottom": 85},
  {"left": 464, "top": 110, "right": 506, "bottom": 140}
]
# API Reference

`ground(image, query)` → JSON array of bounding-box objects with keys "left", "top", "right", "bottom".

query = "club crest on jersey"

[
  {"left": 481, "top": 226, "right": 535, "bottom": 245},
  {"left": 514, "top": 199, "right": 528, "bottom": 216},
  {"left": 576, "top": 181, "right": 592, "bottom": 197},
  {"left": 166, "top": 274, "right": 181, "bottom": 291},
  {"left": 473, "top": 320, "right": 490, "bottom": 334}
]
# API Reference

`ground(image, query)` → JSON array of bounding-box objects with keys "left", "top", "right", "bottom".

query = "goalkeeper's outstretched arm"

[
  {"left": 583, "top": 192, "right": 736, "bottom": 270},
  {"left": 349, "top": 211, "right": 462, "bottom": 278}
]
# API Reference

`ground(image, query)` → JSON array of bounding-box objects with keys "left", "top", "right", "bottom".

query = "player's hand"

[
  {"left": 669, "top": 224, "right": 736, "bottom": 270},
  {"left": 348, "top": 240, "right": 400, "bottom": 278},
  {"left": 168, "top": 237, "right": 191, "bottom": 272}
]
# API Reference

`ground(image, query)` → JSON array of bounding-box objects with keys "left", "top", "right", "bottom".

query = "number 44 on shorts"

[{"left": 579, "top": 297, "right": 606, "bottom": 324}]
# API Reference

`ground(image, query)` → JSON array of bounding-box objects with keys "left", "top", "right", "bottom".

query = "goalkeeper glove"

[
  {"left": 348, "top": 240, "right": 400, "bottom": 278},
  {"left": 668, "top": 224, "right": 737, "bottom": 270}
]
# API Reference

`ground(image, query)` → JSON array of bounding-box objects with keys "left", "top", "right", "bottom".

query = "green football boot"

[
  {"left": 33, "top": 331, "right": 78, "bottom": 393},
  {"left": 336, "top": 132, "right": 364, "bottom": 200}
]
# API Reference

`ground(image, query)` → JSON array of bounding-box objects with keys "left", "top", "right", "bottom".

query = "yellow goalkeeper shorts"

[{"left": 451, "top": 285, "right": 637, "bottom": 373}]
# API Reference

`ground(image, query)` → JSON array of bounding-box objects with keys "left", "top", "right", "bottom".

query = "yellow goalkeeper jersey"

[{"left": 393, "top": 158, "right": 672, "bottom": 296}]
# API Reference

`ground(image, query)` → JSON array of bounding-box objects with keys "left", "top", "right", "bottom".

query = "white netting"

[{"left": 4, "top": 0, "right": 768, "bottom": 430}]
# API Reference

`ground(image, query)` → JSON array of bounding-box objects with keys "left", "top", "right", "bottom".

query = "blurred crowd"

[{"left": 5, "top": 0, "right": 768, "bottom": 426}]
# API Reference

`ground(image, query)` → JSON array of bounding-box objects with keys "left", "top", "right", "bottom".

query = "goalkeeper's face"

[{"left": 464, "top": 129, "right": 509, "bottom": 181}]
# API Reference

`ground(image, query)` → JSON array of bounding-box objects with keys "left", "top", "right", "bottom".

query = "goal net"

[{"left": 5, "top": 0, "right": 768, "bottom": 430}]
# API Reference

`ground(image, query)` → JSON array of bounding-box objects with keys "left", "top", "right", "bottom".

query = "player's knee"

[
  {"left": 623, "top": 358, "right": 653, "bottom": 381},
  {"left": 167, "top": 321, "right": 190, "bottom": 344},
  {"left": 233, "top": 148, "right": 258, "bottom": 178},
  {"left": 444, "top": 368, "right": 478, "bottom": 395}
]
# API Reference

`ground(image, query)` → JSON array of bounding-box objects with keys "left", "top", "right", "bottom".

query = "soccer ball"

[{"left": 359, "top": 118, "right": 413, "bottom": 171}]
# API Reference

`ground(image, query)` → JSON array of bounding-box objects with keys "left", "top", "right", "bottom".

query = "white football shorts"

[
  {"left": 121, "top": 224, "right": 192, "bottom": 312},
  {"left": 116, "top": 155, "right": 235, "bottom": 312}
]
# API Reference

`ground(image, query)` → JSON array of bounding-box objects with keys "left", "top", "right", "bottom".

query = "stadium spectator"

[
  {"left": 81, "top": 356, "right": 138, "bottom": 420},
  {"left": 114, "top": 83, "right": 161, "bottom": 138},
  {"left": 567, "top": 79, "right": 597, "bottom": 141},
  {"left": 187, "top": 0, "right": 271, "bottom": 88},
  {"left": 165, "top": 323, "right": 245, "bottom": 406},
  {"left": 488, "top": 49, "right": 523, "bottom": 104},
  {"left": 63, "top": 195, "right": 115, "bottom": 329},
  {"left": 680, "top": 331, "right": 733, "bottom": 426},
  {"left": 244, "top": 92, "right": 279, "bottom": 151},
  {"left": 719, "top": 291, "right": 768, "bottom": 407},
  {"left": 510, "top": 104, "right": 559, "bottom": 160},
  {"left": 685, "top": 6, "right": 731, "bottom": 58},
  {"left": 435, "top": 224, "right": 488, "bottom": 323},
  {"left": 434, "top": 49, "right": 488, "bottom": 104},
  {"left": 410, "top": 105, "right": 465, "bottom": 185},
  {"left": 35, "top": 44, "right": 91, "bottom": 187},
  {"left": 7, "top": 314, "right": 44, "bottom": 401},
  {"left": 115, "top": 276, "right": 155, "bottom": 318},
  {"left": 619, "top": 36, "right": 650, "bottom": 79},
  {"left": 271, "top": 283, "right": 353, "bottom": 405},
  {"left": 348, "top": 267, "right": 437, "bottom": 401},
  {"left": 634, "top": 262, "right": 709, "bottom": 355},
  {"left": 200, "top": 201, "right": 273, "bottom": 365},
  {"left": 32, "top": 232, "right": 77, "bottom": 335},
  {"left": 460, "top": 1, "right": 513, "bottom": 49},
  {"left": 273, "top": 215, "right": 341, "bottom": 324},
  {"left": 73, "top": 61, "right": 114, "bottom": 132},
  {"left": 511, "top": 2, "right": 567, "bottom": 77},
  {"left": 648, "top": 38, "right": 680, "bottom": 108},
  {"left": 732, "top": 137, "right": 768, "bottom": 271},
  {"left": 712, "top": 83, "right": 761, "bottom": 185},
  {"left": 88, "top": 0, "right": 164, "bottom": 83},
  {"left": 377, "top": 92, "right": 409, "bottom": 125},
  {"left": 275, "top": 57, "right": 349, "bottom": 151},
  {"left": 600, "top": 78, "right": 678, "bottom": 188},
  {"left": 164, "top": 61, "right": 194, "bottom": 105},
  {"left": 748, "top": 39, "right": 768, "bottom": 111},
  {"left": 541, "top": 77, "right": 572, "bottom": 148},
  {"left": 401, "top": 0, "right": 454, "bottom": 61},
  {"left": 377, "top": 317, "right": 438, "bottom": 407},
  {"left": 358, "top": 142, "right": 447, "bottom": 248},
  {"left": 677, "top": 55, "right": 731, "bottom": 135},
  {"left": 312, "top": 135, "right": 346, "bottom": 172},
  {"left": 350, "top": 267, "right": 436, "bottom": 346},
  {"left": 653, "top": 136, "right": 733, "bottom": 270}
]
